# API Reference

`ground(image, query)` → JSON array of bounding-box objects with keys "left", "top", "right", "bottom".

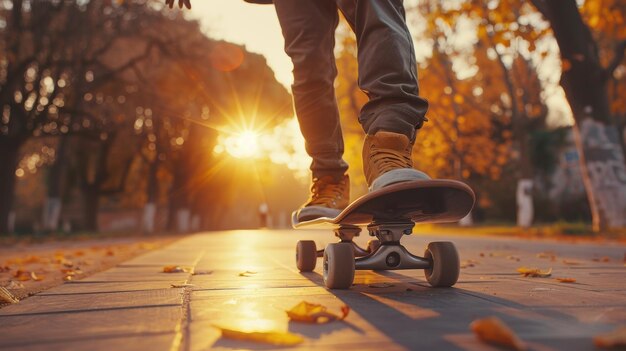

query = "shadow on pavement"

[{"left": 300, "top": 269, "right": 611, "bottom": 351}]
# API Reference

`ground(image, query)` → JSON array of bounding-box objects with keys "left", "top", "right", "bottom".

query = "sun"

[{"left": 216, "top": 129, "right": 261, "bottom": 159}]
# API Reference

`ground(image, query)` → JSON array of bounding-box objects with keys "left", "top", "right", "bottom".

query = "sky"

[{"left": 189, "top": 1, "right": 293, "bottom": 87}]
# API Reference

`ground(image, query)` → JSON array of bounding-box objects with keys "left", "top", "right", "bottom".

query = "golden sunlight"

[
  {"left": 214, "top": 118, "right": 310, "bottom": 177},
  {"left": 217, "top": 129, "right": 261, "bottom": 159}
]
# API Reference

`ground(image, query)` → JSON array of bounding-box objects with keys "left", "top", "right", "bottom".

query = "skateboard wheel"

[
  {"left": 323, "top": 243, "right": 355, "bottom": 289},
  {"left": 366, "top": 239, "right": 381, "bottom": 253},
  {"left": 424, "top": 241, "right": 460, "bottom": 287},
  {"left": 296, "top": 240, "right": 317, "bottom": 272}
]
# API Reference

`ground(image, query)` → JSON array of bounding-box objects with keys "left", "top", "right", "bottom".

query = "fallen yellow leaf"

[
  {"left": 516, "top": 267, "right": 552, "bottom": 277},
  {"left": 0, "top": 287, "right": 19, "bottom": 304},
  {"left": 171, "top": 283, "right": 195, "bottom": 288},
  {"left": 556, "top": 277, "right": 576, "bottom": 283},
  {"left": 562, "top": 260, "right": 581, "bottom": 265},
  {"left": 30, "top": 272, "right": 44, "bottom": 281},
  {"left": 162, "top": 265, "right": 191, "bottom": 273},
  {"left": 239, "top": 271, "right": 257, "bottom": 277},
  {"left": 61, "top": 268, "right": 82, "bottom": 276},
  {"left": 193, "top": 270, "right": 213, "bottom": 275},
  {"left": 470, "top": 316, "right": 527, "bottom": 351},
  {"left": 594, "top": 326, "right": 626, "bottom": 348},
  {"left": 461, "top": 259, "right": 479, "bottom": 268},
  {"left": 286, "top": 301, "right": 349, "bottom": 324},
  {"left": 214, "top": 325, "right": 304, "bottom": 346}
]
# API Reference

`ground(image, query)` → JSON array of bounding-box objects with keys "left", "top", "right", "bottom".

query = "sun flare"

[
  {"left": 217, "top": 129, "right": 261, "bottom": 159},
  {"left": 213, "top": 118, "right": 310, "bottom": 177}
]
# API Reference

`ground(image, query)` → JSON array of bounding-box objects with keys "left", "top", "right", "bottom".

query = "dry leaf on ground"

[
  {"left": 193, "top": 270, "right": 213, "bottom": 275},
  {"left": 213, "top": 325, "right": 304, "bottom": 346},
  {"left": 30, "top": 272, "right": 44, "bottom": 281},
  {"left": 162, "top": 265, "right": 191, "bottom": 273},
  {"left": 592, "top": 256, "right": 611, "bottom": 262},
  {"left": 0, "top": 287, "right": 19, "bottom": 304},
  {"left": 470, "top": 316, "right": 527, "bottom": 351},
  {"left": 286, "top": 301, "right": 350, "bottom": 324},
  {"left": 61, "top": 268, "right": 82, "bottom": 276},
  {"left": 13, "top": 270, "right": 32, "bottom": 281},
  {"left": 556, "top": 277, "right": 576, "bottom": 283},
  {"left": 171, "top": 283, "right": 195, "bottom": 288},
  {"left": 368, "top": 282, "right": 395, "bottom": 288},
  {"left": 516, "top": 267, "right": 552, "bottom": 277},
  {"left": 594, "top": 326, "right": 626, "bottom": 348},
  {"left": 4, "top": 281, "right": 25, "bottom": 289},
  {"left": 461, "top": 259, "right": 479, "bottom": 268},
  {"left": 239, "top": 271, "right": 257, "bottom": 277},
  {"left": 536, "top": 252, "right": 555, "bottom": 259}
]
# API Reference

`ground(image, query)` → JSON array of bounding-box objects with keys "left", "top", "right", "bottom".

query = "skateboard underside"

[{"left": 293, "top": 179, "right": 475, "bottom": 229}]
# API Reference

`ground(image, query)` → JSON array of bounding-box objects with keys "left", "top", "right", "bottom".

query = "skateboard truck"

[
  {"left": 355, "top": 222, "right": 430, "bottom": 270},
  {"left": 315, "top": 226, "right": 369, "bottom": 258}
]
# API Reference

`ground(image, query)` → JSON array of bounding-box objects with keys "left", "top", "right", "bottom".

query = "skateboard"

[{"left": 292, "top": 179, "right": 475, "bottom": 289}]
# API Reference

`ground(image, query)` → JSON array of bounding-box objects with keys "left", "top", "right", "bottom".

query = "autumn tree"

[
  {"left": 0, "top": 0, "right": 171, "bottom": 233},
  {"left": 530, "top": 0, "right": 626, "bottom": 230}
]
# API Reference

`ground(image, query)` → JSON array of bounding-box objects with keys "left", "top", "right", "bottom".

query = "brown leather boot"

[
  {"left": 363, "top": 131, "right": 429, "bottom": 191},
  {"left": 295, "top": 174, "right": 350, "bottom": 222}
]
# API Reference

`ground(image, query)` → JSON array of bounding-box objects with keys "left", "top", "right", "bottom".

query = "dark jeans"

[{"left": 274, "top": 0, "right": 428, "bottom": 179}]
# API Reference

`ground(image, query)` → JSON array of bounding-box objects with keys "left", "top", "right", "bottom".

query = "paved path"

[{"left": 1, "top": 230, "right": 625, "bottom": 351}]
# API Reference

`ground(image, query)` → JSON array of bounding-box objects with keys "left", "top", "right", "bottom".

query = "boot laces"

[
  {"left": 308, "top": 177, "right": 345, "bottom": 207},
  {"left": 371, "top": 146, "right": 412, "bottom": 174}
]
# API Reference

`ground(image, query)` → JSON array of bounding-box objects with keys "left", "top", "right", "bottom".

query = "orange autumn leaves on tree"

[
  {"left": 581, "top": 0, "right": 626, "bottom": 127},
  {"left": 416, "top": 49, "right": 511, "bottom": 180},
  {"left": 334, "top": 18, "right": 510, "bottom": 185}
]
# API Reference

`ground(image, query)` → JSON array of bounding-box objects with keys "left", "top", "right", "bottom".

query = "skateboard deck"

[{"left": 292, "top": 179, "right": 475, "bottom": 229}]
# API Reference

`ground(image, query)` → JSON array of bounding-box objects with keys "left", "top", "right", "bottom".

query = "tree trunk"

[
  {"left": 167, "top": 157, "right": 189, "bottom": 232},
  {"left": 176, "top": 208, "right": 191, "bottom": 233},
  {"left": 0, "top": 139, "right": 22, "bottom": 234},
  {"left": 43, "top": 135, "right": 69, "bottom": 231},
  {"left": 532, "top": 0, "right": 626, "bottom": 230},
  {"left": 143, "top": 159, "right": 159, "bottom": 234},
  {"left": 574, "top": 119, "right": 626, "bottom": 230},
  {"left": 82, "top": 186, "right": 100, "bottom": 232},
  {"left": 142, "top": 202, "right": 157, "bottom": 234},
  {"left": 517, "top": 132, "right": 534, "bottom": 228}
]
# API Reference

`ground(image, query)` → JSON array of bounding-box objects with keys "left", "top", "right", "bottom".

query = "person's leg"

[
  {"left": 336, "top": 0, "right": 431, "bottom": 190},
  {"left": 274, "top": 0, "right": 348, "bottom": 180},
  {"left": 275, "top": 0, "right": 350, "bottom": 221},
  {"left": 336, "top": 0, "right": 428, "bottom": 140}
]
